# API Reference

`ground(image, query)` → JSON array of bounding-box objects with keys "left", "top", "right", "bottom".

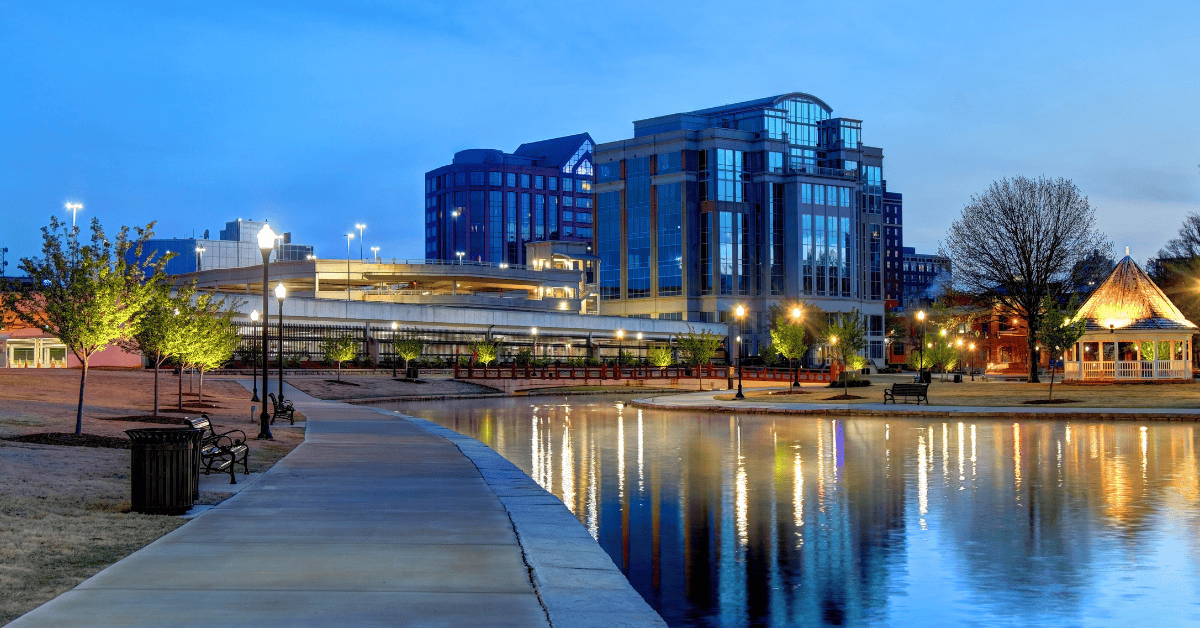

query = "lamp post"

[
  {"left": 65, "top": 202, "right": 83, "bottom": 228},
  {"left": 356, "top": 223, "right": 366, "bottom": 260},
  {"left": 456, "top": 251, "right": 465, "bottom": 265},
  {"left": 531, "top": 327, "right": 538, "bottom": 360},
  {"left": 734, "top": 305, "right": 746, "bottom": 399},
  {"left": 250, "top": 310, "right": 260, "bottom": 402},
  {"left": 371, "top": 246, "right": 380, "bottom": 263},
  {"left": 451, "top": 209, "right": 460, "bottom": 262},
  {"left": 344, "top": 233, "right": 354, "bottom": 302},
  {"left": 969, "top": 342, "right": 977, "bottom": 381},
  {"left": 275, "top": 282, "right": 287, "bottom": 403},
  {"left": 195, "top": 246, "right": 205, "bottom": 271},
  {"left": 391, "top": 321, "right": 399, "bottom": 378},
  {"left": 790, "top": 306, "right": 803, "bottom": 390},
  {"left": 636, "top": 332, "right": 643, "bottom": 365},
  {"left": 616, "top": 329, "right": 624, "bottom": 366},
  {"left": 255, "top": 224, "right": 276, "bottom": 440},
  {"left": 917, "top": 310, "right": 927, "bottom": 370}
]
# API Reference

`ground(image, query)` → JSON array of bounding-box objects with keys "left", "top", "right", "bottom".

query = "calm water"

[{"left": 393, "top": 395, "right": 1200, "bottom": 628}]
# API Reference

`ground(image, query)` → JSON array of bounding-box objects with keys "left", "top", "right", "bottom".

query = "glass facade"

[
  {"left": 598, "top": 191, "right": 621, "bottom": 300},
  {"left": 626, "top": 157, "right": 652, "bottom": 299},
  {"left": 657, "top": 182, "right": 682, "bottom": 296}
]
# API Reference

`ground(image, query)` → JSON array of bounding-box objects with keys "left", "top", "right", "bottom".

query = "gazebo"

[{"left": 1063, "top": 255, "right": 1195, "bottom": 381}]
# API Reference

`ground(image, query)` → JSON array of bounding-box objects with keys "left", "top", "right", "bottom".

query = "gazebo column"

[{"left": 1153, "top": 340, "right": 1159, "bottom": 379}]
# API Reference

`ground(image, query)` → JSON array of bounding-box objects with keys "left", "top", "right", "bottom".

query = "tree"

[
  {"left": 676, "top": 328, "right": 723, "bottom": 391},
  {"left": 472, "top": 338, "right": 500, "bottom": 366},
  {"left": 176, "top": 293, "right": 242, "bottom": 401},
  {"left": 1153, "top": 212, "right": 1200, "bottom": 260},
  {"left": 118, "top": 281, "right": 196, "bottom": 417},
  {"left": 647, "top": 344, "right": 673, "bottom": 367},
  {"left": 769, "top": 319, "right": 808, "bottom": 390},
  {"left": 941, "top": 176, "right": 1110, "bottom": 383},
  {"left": 3, "top": 217, "right": 165, "bottom": 434},
  {"left": 395, "top": 334, "right": 425, "bottom": 371},
  {"left": 1037, "top": 296, "right": 1086, "bottom": 400},
  {"left": 925, "top": 334, "right": 958, "bottom": 381},
  {"left": 322, "top": 335, "right": 358, "bottom": 382},
  {"left": 822, "top": 310, "right": 868, "bottom": 396}
]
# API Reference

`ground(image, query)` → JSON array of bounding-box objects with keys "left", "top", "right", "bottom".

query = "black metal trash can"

[
  {"left": 125, "top": 428, "right": 202, "bottom": 515},
  {"left": 920, "top": 370, "right": 933, "bottom": 384}
]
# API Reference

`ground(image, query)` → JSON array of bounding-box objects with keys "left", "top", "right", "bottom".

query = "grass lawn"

[
  {"left": 713, "top": 373, "right": 1200, "bottom": 407},
  {"left": 0, "top": 369, "right": 304, "bottom": 624}
]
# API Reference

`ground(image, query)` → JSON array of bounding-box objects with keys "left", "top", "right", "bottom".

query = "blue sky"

[{"left": 2, "top": 0, "right": 1197, "bottom": 270}]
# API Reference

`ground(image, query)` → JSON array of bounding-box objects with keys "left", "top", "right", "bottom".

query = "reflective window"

[
  {"left": 521, "top": 174, "right": 531, "bottom": 188},
  {"left": 597, "top": 161, "right": 621, "bottom": 183},
  {"left": 563, "top": 196, "right": 574, "bottom": 207},
  {"left": 520, "top": 193, "right": 531, "bottom": 243},
  {"left": 488, "top": 191, "right": 503, "bottom": 262},
  {"left": 455, "top": 171, "right": 466, "bottom": 187},
  {"left": 657, "top": 182, "right": 682, "bottom": 296},
  {"left": 506, "top": 172, "right": 517, "bottom": 188},
  {"left": 548, "top": 176, "right": 557, "bottom": 191},
  {"left": 506, "top": 192, "right": 518, "bottom": 264},
  {"left": 470, "top": 171, "right": 485, "bottom": 186},
  {"left": 657, "top": 152, "right": 682, "bottom": 174},
  {"left": 488, "top": 171, "right": 502, "bottom": 186},
  {"left": 535, "top": 195, "right": 545, "bottom": 240},
  {"left": 576, "top": 197, "right": 592, "bottom": 209},
  {"left": 768, "top": 151, "right": 783, "bottom": 173},
  {"left": 626, "top": 157, "right": 651, "bottom": 299},
  {"left": 716, "top": 149, "right": 744, "bottom": 202},
  {"left": 563, "top": 139, "right": 594, "bottom": 174},
  {"left": 562, "top": 178, "right": 574, "bottom": 192},
  {"left": 534, "top": 175, "right": 544, "bottom": 190},
  {"left": 598, "top": 191, "right": 621, "bottom": 300},
  {"left": 549, "top": 196, "right": 558, "bottom": 240}
]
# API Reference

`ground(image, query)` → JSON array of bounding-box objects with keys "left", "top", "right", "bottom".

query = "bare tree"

[
  {"left": 941, "top": 176, "right": 1110, "bottom": 383},
  {"left": 1155, "top": 212, "right": 1200, "bottom": 260}
]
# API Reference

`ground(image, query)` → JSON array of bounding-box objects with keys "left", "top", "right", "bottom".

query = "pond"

[{"left": 392, "top": 395, "right": 1200, "bottom": 627}]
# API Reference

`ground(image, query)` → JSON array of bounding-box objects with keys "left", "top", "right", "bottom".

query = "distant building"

[
  {"left": 424, "top": 133, "right": 596, "bottom": 266},
  {"left": 902, "top": 247, "right": 949, "bottom": 307},
  {"left": 139, "top": 219, "right": 314, "bottom": 275},
  {"left": 883, "top": 191, "right": 903, "bottom": 310},
  {"left": 592, "top": 92, "right": 890, "bottom": 364}
]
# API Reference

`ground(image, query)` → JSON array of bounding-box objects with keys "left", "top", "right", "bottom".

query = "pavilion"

[{"left": 1063, "top": 255, "right": 1195, "bottom": 381}]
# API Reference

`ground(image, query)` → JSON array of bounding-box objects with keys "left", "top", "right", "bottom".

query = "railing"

[
  {"left": 454, "top": 364, "right": 840, "bottom": 382},
  {"left": 359, "top": 258, "right": 582, "bottom": 273},
  {"left": 1064, "top": 360, "right": 1191, "bottom": 380}
]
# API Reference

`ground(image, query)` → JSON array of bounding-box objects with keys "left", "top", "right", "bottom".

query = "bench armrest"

[{"left": 214, "top": 428, "right": 247, "bottom": 446}]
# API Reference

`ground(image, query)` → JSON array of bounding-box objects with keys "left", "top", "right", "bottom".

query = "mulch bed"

[
  {"left": 181, "top": 402, "right": 223, "bottom": 409},
  {"left": 1022, "top": 399, "right": 1081, "bottom": 405},
  {"left": 824, "top": 395, "right": 866, "bottom": 401},
  {"left": 98, "top": 415, "right": 191, "bottom": 425},
  {"left": 2, "top": 432, "right": 130, "bottom": 449},
  {"left": 768, "top": 389, "right": 811, "bottom": 396},
  {"left": 324, "top": 380, "right": 361, "bottom": 386}
]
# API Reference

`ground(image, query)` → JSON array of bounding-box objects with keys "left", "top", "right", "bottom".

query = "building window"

[
  {"left": 562, "top": 178, "right": 574, "bottom": 192},
  {"left": 657, "top": 152, "right": 681, "bottom": 174},
  {"left": 506, "top": 172, "right": 517, "bottom": 187},
  {"left": 657, "top": 182, "right": 682, "bottom": 297},
  {"left": 548, "top": 176, "right": 557, "bottom": 191},
  {"left": 597, "top": 161, "right": 621, "bottom": 183},
  {"left": 535, "top": 195, "right": 546, "bottom": 240},
  {"left": 716, "top": 149, "right": 744, "bottom": 202},
  {"left": 520, "top": 193, "right": 531, "bottom": 243},
  {"left": 626, "top": 157, "right": 651, "bottom": 299},
  {"left": 521, "top": 174, "right": 531, "bottom": 188},
  {"left": 489, "top": 171, "right": 502, "bottom": 186},
  {"left": 598, "top": 191, "right": 621, "bottom": 300},
  {"left": 534, "top": 175, "right": 544, "bottom": 190},
  {"left": 470, "top": 171, "right": 485, "bottom": 186}
]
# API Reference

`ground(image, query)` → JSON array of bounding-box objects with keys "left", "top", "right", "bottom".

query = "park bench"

[
  {"left": 268, "top": 392, "right": 295, "bottom": 425},
  {"left": 186, "top": 415, "right": 249, "bottom": 484},
  {"left": 883, "top": 382, "right": 929, "bottom": 405}
]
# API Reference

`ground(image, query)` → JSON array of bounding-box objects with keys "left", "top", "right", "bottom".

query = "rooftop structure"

[{"left": 139, "top": 219, "right": 314, "bottom": 275}]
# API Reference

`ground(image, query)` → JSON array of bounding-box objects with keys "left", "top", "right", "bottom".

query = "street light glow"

[
  {"left": 274, "top": 282, "right": 287, "bottom": 300},
  {"left": 735, "top": 305, "right": 745, "bottom": 318},
  {"left": 917, "top": 310, "right": 926, "bottom": 321},
  {"left": 250, "top": 309, "right": 259, "bottom": 322},
  {"left": 257, "top": 224, "right": 277, "bottom": 251},
  {"left": 792, "top": 307, "right": 801, "bottom": 318}
]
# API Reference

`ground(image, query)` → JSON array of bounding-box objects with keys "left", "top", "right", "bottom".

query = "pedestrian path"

[
  {"left": 634, "top": 389, "right": 1200, "bottom": 420},
  {"left": 10, "top": 388, "right": 663, "bottom": 627}
]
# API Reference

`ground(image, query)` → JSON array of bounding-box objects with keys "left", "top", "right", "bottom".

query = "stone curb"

[
  {"left": 629, "top": 398, "right": 1200, "bottom": 421},
  {"left": 367, "top": 408, "right": 667, "bottom": 628}
]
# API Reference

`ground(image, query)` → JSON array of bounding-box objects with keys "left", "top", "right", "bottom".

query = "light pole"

[
  {"left": 917, "top": 310, "right": 927, "bottom": 371},
  {"left": 195, "top": 246, "right": 205, "bottom": 271},
  {"left": 255, "top": 224, "right": 276, "bottom": 440},
  {"left": 250, "top": 309, "right": 260, "bottom": 403},
  {"left": 451, "top": 209, "right": 460, "bottom": 262},
  {"left": 356, "top": 223, "right": 366, "bottom": 260},
  {"left": 531, "top": 327, "right": 538, "bottom": 361},
  {"left": 456, "top": 251, "right": 465, "bottom": 265},
  {"left": 391, "top": 321, "right": 399, "bottom": 378},
  {"left": 734, "top": 305, "right": 746, "bottom": 399},
  {"left": 616, "top": 329, "right": 624, "bottom": 366},
  {"left": 344, "top": 233, "right": 354, "bottom": 302},
  {"left": 64, "top": 202, "right": 83, "bottom": 228},
  {"left": 371, "top": 246, "right": 380, "bottom": 263},
  {"left": 636, "top": 332, "right": 643, "bottom": 365},
  {"left": 275, "top": 282, "right": 287, "bottom": 403},
  {"left": 969, "top": 342, "right": 977, "bottom": 381},
  {"left": 790, "top": 306, "right": 803, "bottom": 390}
]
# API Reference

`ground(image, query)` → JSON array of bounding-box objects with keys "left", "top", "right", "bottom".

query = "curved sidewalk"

[
  {"left": 633, "top": 389, "right": 1200, "bottom": 420},
  {"left": 10, "top": 387, "right": 663, "bottom": 628}
]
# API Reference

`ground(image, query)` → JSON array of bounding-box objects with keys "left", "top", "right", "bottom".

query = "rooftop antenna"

[{"left": 1125, "top": 246, "right": 1130, "bottom": 257}]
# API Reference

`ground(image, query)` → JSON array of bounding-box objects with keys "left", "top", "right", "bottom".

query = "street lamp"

[
  {"left": 917, "top": 310, "right": 927, "bottom": 370},
  {"left": 255, "top": 224, "right": 276, "bottom": 440},
  {"left": 734, "top": 305, "right": 746, "bottom": 399},
  {"left": 790, "top": 306, "right": 804, "bottom": 389},
  {"left": 275, "top": 282, "right": 287, "bottom": 405},
  {"left": 371, "top": 246, "right": 380, "bottom": 263},
  {"left": 969, "top": 342, "right": 977, "bottom": 381},
  {"left": 451, "top": 209, "right": 461, "bottom": 262},
  {"left": 64, "top": 202, "right": 83, "bottom": 228},
  {"left": 456, "top": 251, "right": 465, "bottom": 265},
  {"left": 391, "top": 321, "right": 399, "bottom": 378},
  {"left": 356, "top": 223, "right": 366, "bottom": 260},
  {"left": 616, "top": 329, "right": 624, "bottom": 366},
  {"left": 344, "top": 233, "right": 354, "bottom": 302},
  {"left": 250, "top": 310, "right": 260, "bottom": 403},
  {"left": 195, "top": 246, "right": 205, "bottom": 271},
  {"left": 636, "top": 332, "right": 643, "bottom": 365}
]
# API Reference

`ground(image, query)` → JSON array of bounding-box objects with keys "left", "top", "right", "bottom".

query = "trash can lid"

[{"left": 125, "top": 428, "right": 201, "bottom": 443}]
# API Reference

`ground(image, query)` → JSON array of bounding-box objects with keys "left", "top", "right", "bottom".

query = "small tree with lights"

[
  {"left": 677, "top": 328, "right": 723, "bottom": 391},
  {"left": 322, "top": 335, "right": 358, "bottom": 382}
]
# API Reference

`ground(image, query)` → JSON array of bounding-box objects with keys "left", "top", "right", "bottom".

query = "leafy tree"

[
  {"left": 395, "top": 334, "right": 426, "bottom": 370},
  {"left": 648, "top": 344, "right": 673, "bottom": 367},
  {"left": 618, "top": 349, "right": 637, "bottom": 366},
  {"left": 3, "top": 217, "right": 165, "bottom": 434},
  {"left": 925, "top": 334, "right": 959, "bottom": 381},
  {"left": 676, "top": 328, "right": 723, "bottom": 391},
  {"left": 177, "top": 293, "right": 242, "bottom": 401},
  {"left": 322, "top": 335, "right": 358, "bottom": 382},
  {"left": 513, "top": 347, "right": 533, "bottom": 367},
  {"left": 758, "top": 341, "right": 781, "bottom": 366},
  {"left": 118, "top": 281, "right": 196, "bottom": 416},
  {"left": 472, "top": 338, "right": 500, "bottom": 366},
  {"left": 769, "top": 319, "right": 808, "bottom": 390},
  {"left": 941, "top": 176, "right": 1110, "bottom": 383},
  {"left": 822, "top": 310, "right": 868, "bottom": 396},
  {"left": 1037, "top": 297, "right": 1086, "bottom": 400}
]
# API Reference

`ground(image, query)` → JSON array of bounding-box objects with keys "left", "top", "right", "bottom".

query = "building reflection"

[{"left": 425, "top": 400, "right": 1200, "bottom": 628}]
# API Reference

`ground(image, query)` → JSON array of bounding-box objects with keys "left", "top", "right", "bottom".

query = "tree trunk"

[
  {"left": 178, "top": 365, "right": 183, "bottom": 410},
  {"left": 152, "top": 359, "right": 160, "bottom": 417},
  {"left": 198, "top": 369, "right": 204, "bottom": 403},
  {"left": 75, "top": 357, "right": 89, "bottom": 435},
  {"left": 337, "top": 361, "right": 342, "bottom": 382},
  {"left": 843, "top": 361, "right": 849, "bottom": 397},
  {"left": 697, "top": 365, "right": 703, "bottom": 391},
  {"left": 1048, "top": 365, "right": 1055, "bottom": 400},
  {"left": 1026, "top": 330, "right": 1041, "bottom": 383}
]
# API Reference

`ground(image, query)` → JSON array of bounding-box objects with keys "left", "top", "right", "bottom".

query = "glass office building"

[
  {"left": 424, "top": 133, "right": 595, "bottom": 266},
  {"left": 592, "top": 93, "right": 893, "bottom": 363}
]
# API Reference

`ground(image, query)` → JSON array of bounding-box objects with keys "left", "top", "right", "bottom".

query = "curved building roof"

[{"left": 1075, "top": 256, "right": 1197, "bottom": 331}]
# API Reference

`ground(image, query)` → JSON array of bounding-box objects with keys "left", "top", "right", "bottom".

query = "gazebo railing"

[{"left": 1065, "top": 360, "right": 1190, "bottom": 380}]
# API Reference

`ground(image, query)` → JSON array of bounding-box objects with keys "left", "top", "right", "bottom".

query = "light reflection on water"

[{"left": 395, "top": 395, "right": 1200, "bottom": 628}]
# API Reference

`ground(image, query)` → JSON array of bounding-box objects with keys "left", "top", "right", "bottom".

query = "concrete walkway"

[
  {"left": 11, "top": 387, "right": 663, "bottom": 627},
  {"left": 634, "top": 389, "right": 1200, "bottom": 420}
]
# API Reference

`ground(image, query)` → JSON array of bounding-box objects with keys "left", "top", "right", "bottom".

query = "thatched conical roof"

[{"left": 1075, "top": 256, "right": 1197, "bottom": 331}]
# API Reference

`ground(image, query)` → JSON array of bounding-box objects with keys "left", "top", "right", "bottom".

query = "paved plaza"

[{"left": 9, "top": 385, "right": 663, "bottom": 628}]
